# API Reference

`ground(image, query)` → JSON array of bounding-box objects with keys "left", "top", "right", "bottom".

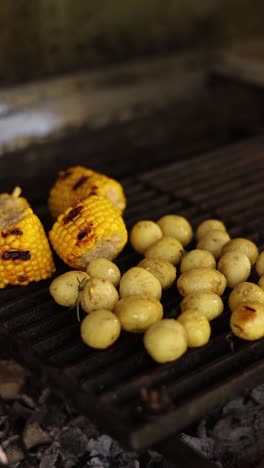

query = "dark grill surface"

[{"left": 1, "top": 137, "right": 264, "bottom": 451}]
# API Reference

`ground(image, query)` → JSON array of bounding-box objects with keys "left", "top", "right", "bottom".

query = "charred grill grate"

[{"left": 1, "top": 138, "right": 264, "bottom": 451}]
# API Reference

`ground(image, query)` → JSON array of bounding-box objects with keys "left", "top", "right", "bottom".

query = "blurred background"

[{"left": 0, "top": 0, "right": 263, "bottom": 85}]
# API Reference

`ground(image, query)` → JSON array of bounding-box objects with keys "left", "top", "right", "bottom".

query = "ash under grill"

[{"left": 1, "top": 137, "right": 264, "bottom": 455}]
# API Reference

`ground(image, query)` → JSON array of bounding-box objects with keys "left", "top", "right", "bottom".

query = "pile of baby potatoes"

[{"left": 49, "top": 214, "right": 264, "bottom": 364}]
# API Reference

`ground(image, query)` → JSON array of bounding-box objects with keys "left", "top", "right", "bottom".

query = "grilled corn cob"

[
  {"left": 49, "top": 194, "right": 128, "bottom": 269},
  {"left": 0, "top": 187, "right": 55, "bottom": 288},
  {"left": 48, "top": 165, "right": 126, "bottom": 219}
]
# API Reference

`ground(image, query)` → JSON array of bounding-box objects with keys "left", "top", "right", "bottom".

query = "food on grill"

[
  {"left": 137, "top": 258, "right": 176, "bottom": 289},
  {"left": 256, "top": 252, "right": 264, "bottom": 277},
  {"left": 258, "top": 276, "right": 264, "bottom": 290},
  {"left": 177, "top": 268, "right": 227, "bottom": 297},
  {"left": 80, "top": 277, "right": 119, "bottom": 313},
  {"left": 228, "top": 282, "right": 264, "bottom": 313},
  {"left": 144, "top": 236, "right": 184, "bottom": 265},
  {"left": 80, "top": 309, "right": 121, "bottom": 349},
  {"left": 86, "top": 258, "right": 121, "bottom": 287},
  {"left": 49, "top": 194, "right": 128, "bottom": 269},
  {"left": 157, "top": 214, "right": 193, "bottom": 247},
  {"left": 143, "top": 319, "right": 188, "bottom": 363},
  {"left": 221, "top": 238, "right": 259, "bottom": 265},
  {"left": 177, "top": 310, "right": 211, "bottom": 347},
  {"left": 196, "top": 218, "right": 227, "bottom": 241},
  {"left": 180, "top": 248, "right": 216, "bottom": 273},
  {"left": 114, "top": 295, "right": 163, "bottom": 333},
  {"left": 119, "top": 267, "right": 162, "bottom": 300},
  {"left": 0, "top": 187, "right": 55, "bottom": 288},
  {"left": 129, "top": 220, "right": 163, "bottom": 254},
  {"left": 49, "top": 270, "right": 89, "bottom": 307},
  {"left": 180, "top": 292, "right": 224, "bottom": 321},
  {"left": 217, "top": 251, "right": 251, "bottom": 288},
  {"left": 196, "top": 229, "right": 231, "bottom": 259},
  {"left": 48, "top": 165, "right": 126, "bottom": 219},
  {"left": 230, "top": 302, "right": 264, "bottom": 341}
]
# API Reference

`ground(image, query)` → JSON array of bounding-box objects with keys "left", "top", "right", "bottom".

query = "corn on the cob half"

[
  {"left": 48, "top": 165, "right": 126, "bottom": 219},
  {"left": 0, "top": 187, "right": 55, "bottom": 288},
  {"left": 49, "top": 194, "right": 128, "bottom": 270}
]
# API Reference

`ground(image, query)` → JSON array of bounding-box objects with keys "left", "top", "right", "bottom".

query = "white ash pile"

[{"left": 181, "top": 384, "right": 264, "bottom": 468}]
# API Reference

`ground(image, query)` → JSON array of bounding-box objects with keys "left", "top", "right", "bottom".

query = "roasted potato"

[
  {"left": 217, "top": 251, "right": 251, "bottom": 288},
  {"left": 197, "top": 229, "right": 231, "bottom": 259},
  {"left": 143, "top": 319, "right": 188, "bottom": 363},
  {"left": 80, "top": 277, "right": 119, "bottom": 313},
  {"left": 177, "top": 310, "right": 211, "bottom": 347},
  {"left": 130, "top": 220, "right": 163, "bottom": 254},
  {"left": 81, "top": 310, "right": 121, "bottom": 349},
  {"left": 180, "top": 292, "right": 224, "bottom": 321},
  {"left": 86, "top": 258, "right": 121, "bottom": 286},
  {"left": 228, "top": 281, "right": 264, "bottom": 313},
  {"left": 221, "top": 238, "right": 259, "bottom": 265},
  {"left": 144, "top": 236, "right": 184, "bottom": 265},
  {"left": 180, "top": 249, "right": 216, "bottom": 273},
  {"left": 119, "top": 267, "right": 162, "bottom": 300},
  {"left": 157, "top": 214, "right": 193, "bottom": 247},
  {"left": 49, "top": 270, "right": 89, "bottom": 307},
  {"left": 138, "top": 257, "right": 176, "bottom": 289},
  {"left": 114, "top": 295, "right": 163, "bottom": 333},
  {"left": 230, "top": 302, "right": 264, "bottom": 341},
  {"left": 177, "top": 267, "right": 227, "bottom": 296}
]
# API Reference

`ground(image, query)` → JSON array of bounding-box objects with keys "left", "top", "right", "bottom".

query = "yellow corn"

[
  {"left": 49, "top": 194, "right": 128, "bottom": 270},
  {"left": 0, "top": 187, "right": 55, "bottom": 288},
  {"left": 48, "top": 165, "right": 126, "bottom": 219}
]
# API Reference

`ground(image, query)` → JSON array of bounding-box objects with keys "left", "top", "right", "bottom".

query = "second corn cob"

[{"left": 48, "top": 165, "right": 126, "bottom": 219}]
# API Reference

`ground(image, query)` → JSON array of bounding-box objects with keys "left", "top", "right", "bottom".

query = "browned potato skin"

[
  {"left": 228, "top": 281, "right": 264, "bottom": 313},
  {"left": 177, "top": 268, "right": 227, "bottom": 296},
  {"left": 230, "top": 302, "right": 264, "bottom": 341},
  {"left": 221, "top": 238, "right": 259, "bottom": 265}
]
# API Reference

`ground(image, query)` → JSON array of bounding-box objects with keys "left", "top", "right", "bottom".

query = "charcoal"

[
  {"left": 86, "top": 457, "right": 106, "bottom": 468},
  {"left": 4, "top": 439, "right": 25, "bottom": 465},
  {"left": 0, "top": 361, "right": 28, "bottom": 400},
  {"left": 95, "top": 435, "right": 112, "bottom": 458},
  {"left": 250, "top": 384, "right": 264, "bottom": 405},
  {"left": 68, "top": 416, "right": 98, "bottom": 440},
  {"left": 39, "top": 442, "right": 63, "bottom": 468},
  {"left": 0, "top": 445, "right": 8, "bottom": 465},
  {"left": 23, "top": 420, "right": 51, "bottom": 450},
  {"left": 58, "top": 427, "right": 88, "bottom": 458}
]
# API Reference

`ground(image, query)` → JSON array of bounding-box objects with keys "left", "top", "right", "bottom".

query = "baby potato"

[
  {"left": 196, "top": 219, "right": 227, "bottom": 241},
  {"left": 143, "top": 319, "right": 188, "bottom": 363},
  {"left": 129, "top": 220, "right": 163, "bottom": 254},
  {"left": 180, "top": 292, "right": 224, "bottom": 321},
  {"left": 137, "top": 258, "right": 176, "bottom": 289},
  {"left": 80, "top": 277, "right": 119, "bottom": 313},
  {"left": 217, "top": 251, "right": 251, "bottom": 288},
  {"left": 119, "top": 267, "right": 162, "bottom": 300},
  {"left": 177, "top": 267, "right": 227, "bottom": 297},
  {"left": 221, "top": 238, "right": 259, "bottom": 265},
  {"left": 256, "top": 252, "right": 264, "bottom": 277},
  {"left": 81, "top": 310, "right": 121, "bottom": 349},
  {"left": 49, "top": 270, "right": 89, "bottom": 307},
  {"left": 86, "top": 258, "right": 121, "bottom": 286},
  {"left": 258, "top": 275, "right": 264, "bottom": 290},
  {"left": 156, "top": 214, "right": 193, "bottom": 247},
  {"left": 114, "top": 295, "right": 163, "bottom": 333},
  {"left": 230, "top": 302, "right": 264, "bottom": 341},
  {"left": 144, "top": 236, "right": 184, "bottom": 265},
  {"left": 228, "top": 281, "right": 264, "bottom": 313},
  {"left": 177, "top": 310, "right": 211, "bottom": 347},
  {"left": 197, "top": 229, "right": 231, "bottom": 259},
  {"left": 180, "top": 249, "right": 216, "bottom": 273}
]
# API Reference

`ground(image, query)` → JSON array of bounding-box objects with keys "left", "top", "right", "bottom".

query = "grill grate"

[{"left": 1, "top": 137, "right": 264, "bottom": 451}]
